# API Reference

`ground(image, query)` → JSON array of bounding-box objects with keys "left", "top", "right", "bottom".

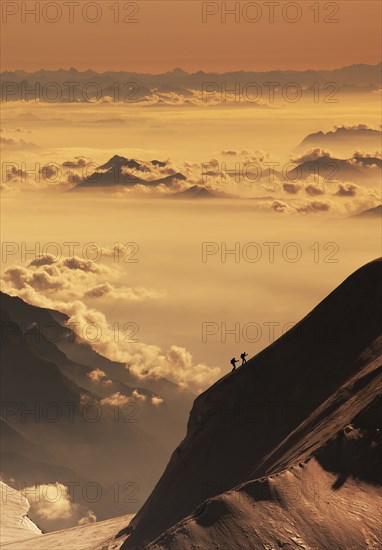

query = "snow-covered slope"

[
  {"left": 0, "top": 480, "right": 132, "bottom": 550},
  {"left": 0, "top": 515, "right": 133, "bottom": 550},
  {"left": 147, "top": 457, "right": 381, "bottom": 549},
  {"left": 0, "top": 482, "right": 41, "bottom": 545},
  {"left": 120, "top": 258, "right": 382, "bottom": 549}
]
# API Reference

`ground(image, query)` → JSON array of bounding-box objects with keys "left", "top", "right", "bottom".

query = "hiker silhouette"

[
  {"left": 240, "top": 352, "right": 248, "bottom": 365},
  {"left": 230, "top": 357, "right": 239, "bottom": 371}
]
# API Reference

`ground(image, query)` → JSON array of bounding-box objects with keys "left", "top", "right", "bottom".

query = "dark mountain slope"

[{"left": 121, "top": 258, "right": 382, "bottom": 549}]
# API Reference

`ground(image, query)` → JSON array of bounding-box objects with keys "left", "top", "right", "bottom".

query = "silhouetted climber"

[
  {"left": 230, "top": 357, "right": 239, "bottom": 371},
  {"left": 240, "top": 352, "right": 248, "bottom": 365}
]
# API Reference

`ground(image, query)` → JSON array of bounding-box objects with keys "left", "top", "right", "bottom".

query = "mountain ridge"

[{"left": 121, "top": 258, "right": 382, "bottom": 549}]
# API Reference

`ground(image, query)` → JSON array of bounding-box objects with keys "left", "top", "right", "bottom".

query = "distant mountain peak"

[
  {"left": 98, "top": 155, "right": 142, "bottom": 170},
  {"left": 352, "top": 205, "right": 382, "bottom": 218},
  {"left": 170, "top": 67, "right": 187, "bottom": 75},
  {"left": 72, "top": 155, "right": 185, "bottom": 190}
]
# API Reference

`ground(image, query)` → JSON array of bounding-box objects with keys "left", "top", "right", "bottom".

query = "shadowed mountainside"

[{"left": 0, "top": 293, "right": 194, "bottom": 531}]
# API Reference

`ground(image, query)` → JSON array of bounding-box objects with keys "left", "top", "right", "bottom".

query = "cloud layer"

[{"left": 2, "top": 254, "right": 220, "bottom": 393}]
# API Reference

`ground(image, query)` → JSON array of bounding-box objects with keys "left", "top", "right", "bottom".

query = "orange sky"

[{"left": 1, "top": 0, "right": 381, "bottom": 72}]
